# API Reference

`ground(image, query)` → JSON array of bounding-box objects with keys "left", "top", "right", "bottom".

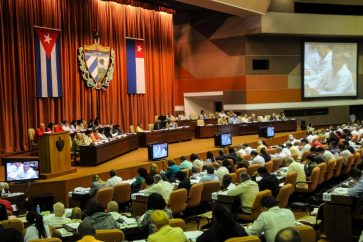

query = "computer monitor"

[{"left": 4, "top": 157, "right": 40, "bottom": 182}]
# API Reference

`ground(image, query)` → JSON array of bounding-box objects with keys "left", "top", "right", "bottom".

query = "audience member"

[
  {"left": 283, "top": 157, "right": 306, "bottom": 188},
  {"left": 206, "top": 151, "right": 216, "bottom": 163},
  {"left": 107, "top": 201, "right": 122, "bottom": 222},
  {"left": 191, "top": 154, "right": 204, "bottom": 170},
  {"left": 77, "top": 220, "right": 101, "bottom": 242},
  {"left": 147, "top": 210, "right": 186, "bottom": 242},
  {"left": 257, "top": 167, "right": 279, "bottom": 197},
  {"left": 44, "top": 202, "right": 71, "bottom": 227},
  {"left": 175, "top": 171, "right": 191, "bottom": 193},
  {"left": 143, "top": 174, "right": 173, "bottom": 203},
  {"left": 89, "top": 175, "right": 107, "bottom": 197},
  {"left": 200, "top": 166, "right": 219, "bottom": 182},
  {"left": 303, "top": 155, "right": 317, "bottom": 177},
  {"left": 246, "top": 196, "right": 296, "bottom": 242},
  {"left": 260, "top": 147, "right": 272, "bottom": 162},
  {"left": 0, "top": 228, "right": 22, "bottom": 242},
  {"left": 275, "top": 227, "right": 302, "bottom": 242},
  {"left": 179, "top": 156, "right": 193, "bottom": 170},
  {"left": 82, "top": 201, "right": 119, "bottom": 230},
  {"left": 105, "top": 169, "right": 123, "bottom": 187},
  {"left": 196, "top": 204, "right": 247, "bottom": 242},
  {"left": 71, "top": 207, "right": 82, "bottom": 223},
  {"left": 131, "top": 167, "right": 147, "bottom": 192},
  {"left": 150, "top": 163, "right": 159, "bottom": 176},
  {"left": 221, "top": 174, "right": 236, "bottom": 191},
  {"left": 347, "top": 168, "right": 363, "bottom": 197},
  {"left": 24, "top": 211, "right": 52, "bottom": 242},
  {"left": 251, "top": 150, "right": 265, "bottom": 166},
  {"left": 138, "top": 193, "right": 173, "bottom": 234},
  {"left": 227, "top": 173, "right": 259, "bottom": 213},
  {"left": 214, "top": 161, "right": 229, "bottom": 183},
  {"left": 163, "top": 160, "right": 180, "bottom": 182}
]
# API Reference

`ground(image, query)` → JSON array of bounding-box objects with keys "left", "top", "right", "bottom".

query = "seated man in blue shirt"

[
  {"left": 200, "top": 166, "right": 219, "bottom": 182},
  {"left": 347, "top": 168, "right": 363, "bottom": 197}
]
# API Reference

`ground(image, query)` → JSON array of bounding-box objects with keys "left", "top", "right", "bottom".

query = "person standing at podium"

[{"left": 34, "top": 123, "right": 46, "bottom": 141}]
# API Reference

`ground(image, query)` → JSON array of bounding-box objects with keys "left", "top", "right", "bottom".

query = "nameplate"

[{"left": 322, "top": 192, "right": 331, "bottom": 202}]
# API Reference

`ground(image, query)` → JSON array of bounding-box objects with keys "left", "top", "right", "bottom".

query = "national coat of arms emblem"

[{"left": 78, "top": 41, "right": 115, "bottom": 90}]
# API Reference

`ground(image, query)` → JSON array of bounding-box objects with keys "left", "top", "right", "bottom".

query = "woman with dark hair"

[
  {"left": 196, "top": 204, "right": 247, "bottom": 242},
  {"left": 260, "top": 147, "right": 272, "bottom": 162},
  {"left": 138, "top": 193, "right": 173, "bottom": 234},
  {"left": 24, "top": 211, "right": 51, "bottom": 242},
  {"left": 131, "top": 167, "right": 148, "bottom": 192},
  {"left": 206, "top": 151, "right": 215, "bottom": 163},
  {"left": 175, "top": 171, "right": 191, "bottom": 193}
]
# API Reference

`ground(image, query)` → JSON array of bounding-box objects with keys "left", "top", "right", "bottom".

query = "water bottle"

[{"left": 36, "top": 205, "right": 41, "bottom": 214}]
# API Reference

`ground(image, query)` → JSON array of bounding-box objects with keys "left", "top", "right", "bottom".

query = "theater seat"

[
  {"left": 295, "top": 225, "right": 316, "bottom": 242},
  {"left": 169, "top": 218, "right": 186, "bottom": 230},
  {"left": 276, "top": 184, "right": 293, "bottom": 208},
  {"left": 0, "top": 218, "right": 24, "bottom": 232},
  {"left": 238, "top": 189, "right": 272, "bottom": 221},
  {"left": 95, "top": 229, "right": 125, "bottom": 242},
  {"left": 28, "top": 238, "right": 62, "bottom": 242},
  {"left": 168, "top": 188, "right": 187, "bottom": 215},
  {"left": 96, "top": 187, "right": 114, "bottom": 209},
  {"left": 186, "top": 183, "right": 203, "bottom": 210},
  {"left": 225, "top": 235, "right": 261, "bottom": 242}
]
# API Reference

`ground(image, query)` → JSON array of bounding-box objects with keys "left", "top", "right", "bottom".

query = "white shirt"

[
  {"left": 300, "top": 143, "right": 312, "bottom": 155},
  {"left": 340, "top": 150, "right": 352, "bottom": 163},
  {"left": 143, "top": 181, "right": 173, "bottom": 203},
  {"left": 246, "top": 206, "right": 296, "bottom": 242},
  {"left": 106, "top": 176, "right": 123, "bottom": 187},
  {"left": 215, "top": 167, "right": 229, "bottom": 183},
  {"left": 24, "top": 224, "right": 52, "bottom": 242},
  {"left": 244, "top": 147, "right": 252, "bottom": 155},
  {"left": 192, "top": 159, "right": 204, "bottom": 170},
  {"left": 226, "top": 183, "right": 236, "bottom": 191},
  {"left": 44, "top": 214, "right": 71, "bottom": 227},
  {"left": 282, "top": 148, "right": 292, "bottom": 157},
  {"left": 20, "top": 168, "right": 37, "bottom": 179},
  {"left": 252, "top": 155, "right": 265, "bottom": 166}
]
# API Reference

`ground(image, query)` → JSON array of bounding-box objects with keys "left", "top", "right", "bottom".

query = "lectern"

[{"left": 38, "top": 131, "right": 76, "bottom": 178}]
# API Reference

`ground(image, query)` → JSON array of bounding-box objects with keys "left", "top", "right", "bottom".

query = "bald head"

[{"left": 275, "top": 227, "right": 301, "bottom": 242}]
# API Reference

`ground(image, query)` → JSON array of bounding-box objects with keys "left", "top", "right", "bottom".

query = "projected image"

[
  {"left": 221, "top": 133, "right": 232, "bottom": 146},
  {"left": 304, "top": 42, "right": 357, "bottom": 98},
  {"left": 152, "top": 143, "right": 168, "bottom": 159}
]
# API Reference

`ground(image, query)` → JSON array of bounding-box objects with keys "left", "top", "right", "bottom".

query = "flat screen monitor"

[
  {"left": 214, "top": 133, "right": 232, "bottom": 147},
  {"left": 148, "top": 143, "right": 168, "bottom": 161},
  {"left": 258, "top": 126, "right": 275, "bottom": 138},
  {"left": 4, "top": 158, "right": 40, "bottom": 182},
  {"left": 303, "top": 41, "right": 358, "bottom": 99}
]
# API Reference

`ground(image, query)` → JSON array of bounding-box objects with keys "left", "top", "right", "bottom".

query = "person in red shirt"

[
  {"left": 54, "top": 124, "right": 64, "bottom": 132},
  {"left": 34, "top": 123, "right": 46, "bottom": 141},
  {"left": 0, "top": 198, "right": 13, "bottom": 212}
]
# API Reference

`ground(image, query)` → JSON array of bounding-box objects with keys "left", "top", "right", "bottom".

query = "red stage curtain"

[{"left": 0, "top": 0, "right": 174, "bottom": 153}]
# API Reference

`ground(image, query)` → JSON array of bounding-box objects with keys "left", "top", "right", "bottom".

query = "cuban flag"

[
  {"left": 34, "top": 27, "right": 63, "bottom": 98},
  {"left": 126, "top": 38, "right": 145, "bottom": 94}
]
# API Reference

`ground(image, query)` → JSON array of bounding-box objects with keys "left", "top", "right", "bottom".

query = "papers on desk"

[
  {"left": 131, "top": 191, "right": 145, "bottom": 200},
  {"left": 118, "top": 215, "right": 138, "bottom": 229},
  {"left": 212, "top": 191, "right": 227, "bottom": 200},
  {"left": 123, "top": 178, "right": 136, "bottom": 185},
  {"left": 190, "top": 176, "right": 201, "bottom": 184},
  {"left": 74, "top": 187, "right": 90, "bottom": 193},
  {"left": 57, "top": 228, "right": 73, "bottom": 238},
  {"left": 184, "top": 231, "right": 203, "bottom": 241},
  {"left": 333, "top": 187, "right": 349, "bottom": 195},
  {"left": 64, "top": 222, "right": 80, "bottom": 231}
]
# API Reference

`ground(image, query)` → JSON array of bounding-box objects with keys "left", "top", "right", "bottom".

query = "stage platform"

[{"left": 1, "top": 130, "right": 307, "bottom": 206}]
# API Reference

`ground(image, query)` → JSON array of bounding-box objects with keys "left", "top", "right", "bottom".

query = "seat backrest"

[
  {"left": 308, "top": 167, "right": 320, "bottom": 192},
  {"left": 284, "top": 171, "right": 297, "bottom": 193},
  {"left": 264, "top": 161, "right": 273, "bottom": 173},
  {"left": 243, "top": 154, "right": 251, "bottom": 161},
  {"left": 168, "top": 188, "right": 187, "bottom": 215},
  {"left": 1, "top": 218, "right": 24, "bottom": 232},
  {"left": 129, "top": 125, "right": 135, "bottom": 133},
  {"left": 96, "top": 187, "right": 114, "bottom": 209},
  {"left": 353, "top": 152, "right": 361, "bottom": 168},
  {"left": 113, "top": 183, "right": 131, "bottom": 205},
  {"left": 169, "top": 218, "right": 186, "bottom": 230},
  {"left": 201, "top": 181, "right": 221, "bottom": 202},
  {"left": 235, "top": 168, "right": 247, "bottom": 183},
  {"left": 230, "top": 173, "right": 237, "bottom": 184},
  {"left": 225, "top": 235, "right": 261, "bottom": 242},
  {"left": 333, "top": 157, "right": 344, "bottom": 177},
  {"left": 249, "top": 190, "right": 272, "bottom": 220},
  {"left": 28, "top": 128, "right": 36, "bottom": 141},
  {"left": 148, "top": 123, "right": 154, "bottom": 131},
  {"left": 324, "top": 159, "right": 335, "bottom": 181},
  {"left": 317, "top": 162, "right": 327, "bottom": 185},
  {"left": 187, "top": 183, "right": 203, "bottom": 209},
  {"left": 271, "top": 158, "right": 281, "bottom": 172},
  {"left": 197, "top": 119, "right": 205, "bottom": 126},
  {"left": 344, "top": 154, "right": 354, "bottom": 175},
  {"left": 28, "top": 238, "right": 62, "bottom": 242},
  {"left": 247, "top": 164, "right": 260, "bottom": 176},
  {"left": 180, "top": 169, "right": 190, "bottom": 178},
  {"left": 294, "top": 225, "right": 316, "bottom": 242},
  {"left": 95, "top": 229, "right": 125, "bottom": 242},
  {"left": 276, "top": 184, "right": 293, "bottom": 208}
]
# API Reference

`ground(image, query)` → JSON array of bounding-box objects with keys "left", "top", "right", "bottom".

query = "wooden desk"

[
  {"left": 79, "top": 134, "right": 139, "bottom": 166},
  {"left": 176, "top": 119, "right": 218, "bottom": 133},
  {"left": 323, "top": 188, "right": 361, "bottom": 242},
  {"left": 195, "top": 120, "right": 297, "bottom": 138},
  {"left": 2, "top": 193, "right": 26, "bottom": 214},
  {"left": 138, "top": 127, "right": 193, "bottom": 147}
]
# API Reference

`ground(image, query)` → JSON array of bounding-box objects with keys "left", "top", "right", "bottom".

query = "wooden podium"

[{"left": 38, "top": 131, "right": 77, "bottom": 179}]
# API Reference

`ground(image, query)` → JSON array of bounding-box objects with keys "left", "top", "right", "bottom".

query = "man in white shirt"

[
  {"left": 242, "top": 143, "right": 252, "bottom": 155},
  {"left": 20, "top": 164, "right": 37, "bottom": 179},
  {"left": 300, "top": 139, "right": 312, "bottom": 156},
  {"left": 44, "top": 202, "right": 71, "bottom": 227},
  {"left": 106, "top": 169, "right": 123, "bottom": 187},
  {"left": 286, "top": 142, "right": 301, "bottom": 160},
  {"left": 246, "top": 196, "right": 296, "bottom": 242},
  {"left": 190, "top": 154, "right": 204, "bottom": 171},
  {"left": 338, "top": 143, "right": 352, "bottom": 164},
  {"left": 7, "top": 162, "right": 24, "bottom": 180},
  {"left": 251, "top": 150, "right": 265, "bottom": 166},
  {"left": 214, "top": 162, "right": 229, "bottom": 183},
  {"left": 143, "top": 175, "right": 173, "bottom": 203},
  {"left": 221, "top": 174, "right": 236, "bottom": 191},
  {"left": 317, "top": 147, "right": 335, "bottom": 164},
  {"left": 227, "top": 173, "right": 259, "bottom": 213}
]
